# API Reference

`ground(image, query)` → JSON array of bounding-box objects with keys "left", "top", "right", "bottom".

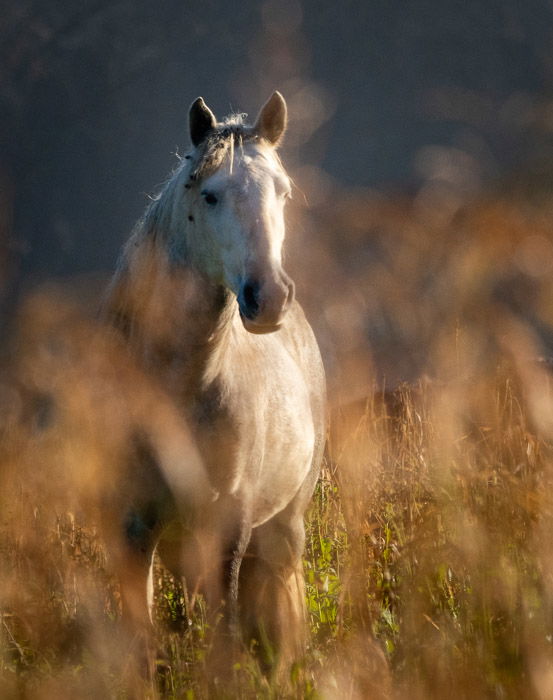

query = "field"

[{"left": 3, "top": 184, "right": 553, "bottom": 698}]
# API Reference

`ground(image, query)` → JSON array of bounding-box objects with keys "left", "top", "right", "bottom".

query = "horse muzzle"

[{"left": 238, "top": 271, "right": 295, "bottom": 334}]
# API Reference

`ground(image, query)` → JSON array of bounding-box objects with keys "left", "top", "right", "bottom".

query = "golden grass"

[{"left": 3, "top": 185, "right": 553, "bottom": 698}]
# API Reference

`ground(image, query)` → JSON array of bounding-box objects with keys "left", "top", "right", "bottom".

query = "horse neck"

[{"left": 106, "top": 230, "right": 235, "bottom": 394}]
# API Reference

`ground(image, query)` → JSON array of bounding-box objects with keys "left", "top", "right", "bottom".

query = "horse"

[{"left": 103, "top": 91, "right": 326, "bottom": 676}]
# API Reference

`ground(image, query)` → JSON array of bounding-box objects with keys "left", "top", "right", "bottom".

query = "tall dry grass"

[{"left": 3, "top": 178, "right": 553, "bottom": 698}]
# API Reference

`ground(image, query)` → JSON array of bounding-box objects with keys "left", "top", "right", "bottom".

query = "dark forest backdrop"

[{"left": 3, "top": 0, "right": 553, "bottom": 380}]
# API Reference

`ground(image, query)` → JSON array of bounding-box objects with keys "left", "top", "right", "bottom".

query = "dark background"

[{"left": 2, "top": 0, "right": 553, "bottom": 307}]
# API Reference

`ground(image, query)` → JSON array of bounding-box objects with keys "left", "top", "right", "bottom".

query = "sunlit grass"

[
  {"left": 2, "top": 365, "right": 553, "bottom": 698},
  {"left": 4, "top": 190, "right": 553, "bottom": 697}
]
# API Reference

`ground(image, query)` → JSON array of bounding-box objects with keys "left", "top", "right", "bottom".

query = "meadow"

[{"left": 2, "top": 178, "right": 553, "bottom": 698}]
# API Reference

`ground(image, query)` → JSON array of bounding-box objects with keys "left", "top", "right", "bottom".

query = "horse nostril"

[{"left": 242, "top": 280, "right": 260, "bottom": 318}]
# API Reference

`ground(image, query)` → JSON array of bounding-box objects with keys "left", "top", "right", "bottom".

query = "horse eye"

[{"left": 201, "top": 191, "right": 218, "bottom": 206}]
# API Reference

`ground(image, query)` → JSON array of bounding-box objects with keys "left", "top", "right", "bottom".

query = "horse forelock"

[{"left": 188, "top": 115, "right": 260, "bottom": 181}]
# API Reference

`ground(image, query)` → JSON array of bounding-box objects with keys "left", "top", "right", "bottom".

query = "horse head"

[{"left": 184, "top": 92, "right": 295, "bottom": 334}]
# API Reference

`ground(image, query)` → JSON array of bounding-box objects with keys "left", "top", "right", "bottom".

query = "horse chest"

[
  {"left": 186, "top": 383, "right": 247, "bottom": 494},
  {"left": 184, "top": 357, "right": 316, "bottom": 525}
]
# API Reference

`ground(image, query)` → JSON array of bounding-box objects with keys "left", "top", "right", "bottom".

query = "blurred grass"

[
  {"left": 3, "top": 365, "right": 552, "bottom": 698},
  {"left": 4, "top": 184, "right": 553, "bottom": 697}
]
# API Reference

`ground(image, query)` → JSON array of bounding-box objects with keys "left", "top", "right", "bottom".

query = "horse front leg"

[
  {"left": 237, "top": 511, "right": 307, "bottom": 679},
  {"left": 226, "top": 522, "right": 253, "bottom": 635},
  {"left": 156, "top": 504, "right": 252, "bottom": 677},
  {"left": 111, "top": 508, "right": 162, "bottom": 688},
  {"left": 204, "top": 516, "right": 252, "bottom": 684}
]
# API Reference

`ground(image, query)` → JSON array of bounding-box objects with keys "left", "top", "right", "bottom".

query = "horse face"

[
  {"left": 193, "top": 145, "right": 295, "bottom": 334},
  {"left": 186, "top": 92, "right": 294, "bottom": 334}
]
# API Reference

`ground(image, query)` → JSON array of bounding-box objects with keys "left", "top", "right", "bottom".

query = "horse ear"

[
  {"left": 189, "top": 97, "right": 217, "bottom": 147},
  {"left": 254, "top": 91, "right": 287, "bottom": 147}
]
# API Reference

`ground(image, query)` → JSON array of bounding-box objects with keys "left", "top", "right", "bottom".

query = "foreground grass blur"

[{"left": 3, "top": 183, "right": 553, "bottom": 697}]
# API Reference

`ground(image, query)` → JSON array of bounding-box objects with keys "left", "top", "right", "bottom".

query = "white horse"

[{"left": 104, "top": 91, "right": 326, "bottom": 674}]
